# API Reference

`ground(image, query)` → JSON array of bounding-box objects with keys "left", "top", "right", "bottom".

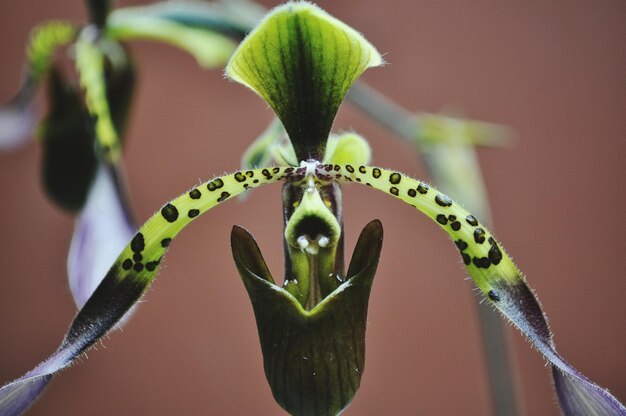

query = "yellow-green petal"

[
  {"left": 226, "top": 2, "right": 382, "bottom": 161},
  {"left": 26, "top": 21, "right": 77, "bottom": 82},
  {"left": 323, "top": 132, "right": 372, "bottom": 166},
  {"left": 317, "top": 163, "right": 626, "bottom": 416},
  {"left": 75, "top": 30, "right": 125, "bottom": 162}
]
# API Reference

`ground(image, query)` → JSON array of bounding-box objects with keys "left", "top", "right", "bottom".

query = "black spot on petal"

[
  {"left": 472, "top": 257, "right": 491, "bottom": 268},
  {"left": 466, "top": 215, "right": 479, "bottom": 226},
  {"left": 161, "top": 204, "right": 179, "bottom": 223},
  {"left": 436, "top": 214, "right": 448, "bottom": 225},
  {"left": 189, "top": 189, "right": 201, "bottom": 199},
  {"left": 122, "top": 259, "right": 133, "bottom": 270},
  {"left": 389, "top": 173, "right": 401, "bottom": 184},
  {"left": 146, "top": 260, "right": 161, "bottom": 272},
  {"left": 488, "top": 290, "right": 501, "bottom": 302},
  {"left": 390, "top": 187, "right": 399, "bottom": 196},
  {"left": 161, "top": 238, "right": 172, "bottom": 248},
  {"left": 217, "top": 191, "right": 230, "bottom": 202},
  {"left": 488, "top": 242, "right": 503, "bottom": 265},
  {"left": 373, "top": 168, "right": 381, "bottom": 178},
  {"left": 408, "top": 189, "right": 417, "bottom": 197},
  {"left": 473, "top": 228, "right": 486, "bottom": 244},
  {"left": 207, "top": 178, "right": 224, "bottom": 192},
  {"left": 455, "top": 239, "right": 468, "bottom": 251},
  {"left": 450, "top": 221, "right": 462, "bottom": 231},
  {"left": 417, "top": 182, "right": 429, "bottom": 194},
  {"left": 435, "top": 194, "right": 453, "bottom": 207},
  {"left": 188, "top": 209, "right": 200, "bottom": 218},
  {"left": 131, "top": 233, "right": 145, "bottom": 253}
]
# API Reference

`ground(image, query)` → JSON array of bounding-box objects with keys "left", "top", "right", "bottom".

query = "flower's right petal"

[
  {"left": 0, "top": 166, "right": 304, "bottom": 415},
  {"left": 0, "top": 22, "right": 77, "bottom": 149},
  {"left": 226, "top": 2, "right": 383, "bottom": 161},
  {"left": 320, "top": 164, "right": 626, "bottom": 416}
]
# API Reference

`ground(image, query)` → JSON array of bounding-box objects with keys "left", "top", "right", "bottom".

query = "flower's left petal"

[
  {"left": 226, "top": 2, "right": 382, "bottom": 161},
  {"left": 318, "top": 164, "right": 626, "bottom": 416},
  {"left": 0, "top": 166, "right": 302, "bottom": 415},
  {"left": 67, "top": 164, "right": 135, "bottom": 309}
]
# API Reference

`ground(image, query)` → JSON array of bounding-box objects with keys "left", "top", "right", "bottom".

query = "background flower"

[{"left": 0, "top": 0, "right": 624, "bottom": 414}]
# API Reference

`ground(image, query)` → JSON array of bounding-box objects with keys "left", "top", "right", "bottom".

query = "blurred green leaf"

[{"left": 107, "top": 2, "right": 237, "bottom": 69}]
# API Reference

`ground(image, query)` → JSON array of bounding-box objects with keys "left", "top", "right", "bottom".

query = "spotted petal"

[
  {"left": 316, "top": 164, "right": 626, "bottom": 416},
  {"left": 0, "top": 166, "right": 305, "bottom": 415},
  {"left": 226, "top": 2, "right": 383, "bottom": 161}
]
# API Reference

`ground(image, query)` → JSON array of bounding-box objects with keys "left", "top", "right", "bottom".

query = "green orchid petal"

[
  {"left": 27, "top": 21, "right": 77, "bottom": 83},
  {"left": 106, "top": 3, "right": 238, "bottom": 69},
  {"left": 0, "top": 166, "right": 307, "bottom": 413},
  {"left": 315, "top": 163, "right": 626, "bottom": 416},
  {"left": 231, "top": 220, "right": 383, "bottom": 416},
  {"left": 226, "top": 2, "right": 383, "bottom": 161},
  {"left": 323, "top": 132, "right": 371, "bottom": 166},
  {"left": 75, "top": 30, "right": 131, "bottom": 162},
  {"left": 39, "top": 66, "right": 98, "bottom": 212}
]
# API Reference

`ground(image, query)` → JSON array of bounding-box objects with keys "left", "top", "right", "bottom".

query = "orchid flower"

[
  {"left": 0, "top": 0, "right": 241, "bottom": 312},
  {"left": 1, "top": 2, "right": 624, "bottom": 416}
]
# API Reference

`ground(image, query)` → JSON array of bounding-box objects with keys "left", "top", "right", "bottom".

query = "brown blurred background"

[{"left": 1, "top": 1, "right": 625, "bottom": 415}]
